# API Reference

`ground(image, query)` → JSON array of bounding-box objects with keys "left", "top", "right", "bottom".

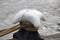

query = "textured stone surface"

[{"left": 0, "top": 0, "right": 60, "bottom": 40}]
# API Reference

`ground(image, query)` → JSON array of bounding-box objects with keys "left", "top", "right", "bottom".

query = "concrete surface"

[{"left": 0, "top": 0, "right": 60, "bottom": 40}]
